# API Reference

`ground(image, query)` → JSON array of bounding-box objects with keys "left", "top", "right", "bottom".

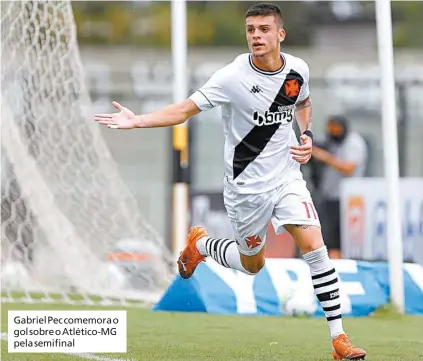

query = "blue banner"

[{"left": 153, "top": 259, "right": 423, "bottom": 317}]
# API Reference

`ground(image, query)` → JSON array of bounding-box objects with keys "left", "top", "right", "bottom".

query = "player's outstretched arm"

[
  {"left": 94, "top": 99, "right": 201, "bottom": 130},
  {"left": 290, "top": 97, "right": 313, "bottom": 164}
]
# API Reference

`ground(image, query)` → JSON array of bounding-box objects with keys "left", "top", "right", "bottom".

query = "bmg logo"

[{"left": 253, "top": 110, "right": 293, "bottom": 126}]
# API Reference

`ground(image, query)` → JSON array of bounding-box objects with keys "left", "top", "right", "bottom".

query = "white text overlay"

[{"left": 8, "top": 310, "right": 127, "bottom": 353}]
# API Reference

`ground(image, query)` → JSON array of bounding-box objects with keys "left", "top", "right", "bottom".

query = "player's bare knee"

[
  {"left": 240, "top": 253, "right": 265, "bottom": 274},
  {"left": 243, "top": 261, "right": 265, "bottom": 274},
  {"left": 285, "top": 225, "right": 324, "bottom": 255},
  {"left": 301, "top": 239, "right": 325, "bottom": 255},
  {"left": 250, "top": 257, "right": 265, "bottom": 274}
]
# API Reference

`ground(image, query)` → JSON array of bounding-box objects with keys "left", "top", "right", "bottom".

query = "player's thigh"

[
  {"left": 223, "top": 187, "right": 273, "bottom": 257},
  {"left": 272, "top": 179, "right": 323, "bottom": 253},
  {"left": 272, "top": 179, "right": 321, "bottom": 231}
]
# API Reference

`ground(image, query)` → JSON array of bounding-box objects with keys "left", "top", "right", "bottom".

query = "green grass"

[{"left": 1, "top": 302, "right": 423, "bottom": 360}]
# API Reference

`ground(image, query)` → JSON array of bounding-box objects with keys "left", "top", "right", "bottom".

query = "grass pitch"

[{"left": 1, "top": 302, "right": 422, "bottom": 361}]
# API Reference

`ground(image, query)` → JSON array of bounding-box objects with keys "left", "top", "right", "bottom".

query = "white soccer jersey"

[{"left": 189, "top": 52, "right": 310, "bottom": 194}]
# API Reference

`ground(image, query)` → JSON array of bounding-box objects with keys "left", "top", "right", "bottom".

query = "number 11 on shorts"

[{"left": 302, "top": 201, "right": 317, "bottom": 219}]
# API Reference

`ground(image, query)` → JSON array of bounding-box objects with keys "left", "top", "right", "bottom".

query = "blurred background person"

[{"left": 311, "top": 115, "right": 369, "bottom": 259}]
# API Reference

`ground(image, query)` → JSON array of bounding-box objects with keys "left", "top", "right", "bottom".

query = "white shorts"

[{"left": 223, "top": 178, "right": 321, "bottom": 256}]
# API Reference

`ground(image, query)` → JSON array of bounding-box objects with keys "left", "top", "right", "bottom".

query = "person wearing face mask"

[{"left": 312, "top": 115, "right": 368, "bottom": 259}]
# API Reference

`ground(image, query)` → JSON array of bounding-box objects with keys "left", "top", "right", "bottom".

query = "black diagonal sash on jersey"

[{"left": 232, "top": 70, "right": 304, "bottom": 180}]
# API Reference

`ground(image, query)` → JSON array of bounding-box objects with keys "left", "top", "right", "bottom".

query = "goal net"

[{"left": 1, "top": 0, "right": 174, "bottom": 306}]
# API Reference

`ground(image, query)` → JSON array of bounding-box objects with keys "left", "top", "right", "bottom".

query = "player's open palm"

[
  {"left": 290, "top": 134, "right": 312, "bottom": 164},
  {"left": 94, "top": 101, "right": 137, "bottom": 129}
]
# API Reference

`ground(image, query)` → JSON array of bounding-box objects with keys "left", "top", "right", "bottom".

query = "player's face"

[{"left": 245, "top": 15, "right": 285, "bottom": 56}]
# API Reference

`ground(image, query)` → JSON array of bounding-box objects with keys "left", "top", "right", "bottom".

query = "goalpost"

[
  {"left": 1, "top": 1, "right": 174, "bottom": 306},
  {"left": 171, "top": 0, "right": 189, "bottom": 262},
  {"left": 375, "top": 0, "right": 405, "bottom": 313}
]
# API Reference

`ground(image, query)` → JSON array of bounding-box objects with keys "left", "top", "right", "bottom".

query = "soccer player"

[{"left": 94, "top": 3, "right": 366, "bottom": 360}]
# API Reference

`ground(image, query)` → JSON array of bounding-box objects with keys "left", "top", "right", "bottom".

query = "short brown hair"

[{"left": 245, "top": 3, "right": 283, "bottom": 26}]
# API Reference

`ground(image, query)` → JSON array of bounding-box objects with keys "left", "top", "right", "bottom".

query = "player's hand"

[
  {"left": 94, "top": 101, "right": 138, "bottom": 129},
  {"left": 290, "top": 134, "right": 312, "bottom": 164}
]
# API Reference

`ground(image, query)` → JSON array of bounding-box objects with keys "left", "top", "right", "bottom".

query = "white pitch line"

[
  {"left": 1, "top": 332, "right": 133, "bottom": 361},
  {"left": 71, "top": 354, "right": 133, "bottom": 361}
]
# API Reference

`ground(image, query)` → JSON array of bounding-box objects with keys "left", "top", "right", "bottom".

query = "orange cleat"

[
  {"left": 177, "top": 226, "right": 208, "bottom": 279},
  {"left": 332, "top": 334, "right": 366, "bottom": 360}
]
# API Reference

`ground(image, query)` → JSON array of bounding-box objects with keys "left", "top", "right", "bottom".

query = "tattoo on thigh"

[{"left": 295, "top": 225, "right": 311, "bottom": 229}]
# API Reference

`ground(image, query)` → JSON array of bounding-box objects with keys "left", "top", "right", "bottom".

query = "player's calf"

[
  {"left": 302, "top": 245, "right": 345, "bottom": 339},
  {"left": 286, "top": 224, "right": 344, "bottom": 338},
  {"left": 196, "top": 235, "right": 263, "bottom": 275},
  {"left": 287, "top": 225, "right": 367, "bottom": 358}
]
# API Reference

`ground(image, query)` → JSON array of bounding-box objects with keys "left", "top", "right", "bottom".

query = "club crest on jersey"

[
  {"left": 245, "top": 235, "right": 262, "bottom": 249},
  {"left": 253, "top": 106, "right": 294, "bottom": 126},
  {"left": 284, "top": 79, "right": 300, "bottom": 97}
]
